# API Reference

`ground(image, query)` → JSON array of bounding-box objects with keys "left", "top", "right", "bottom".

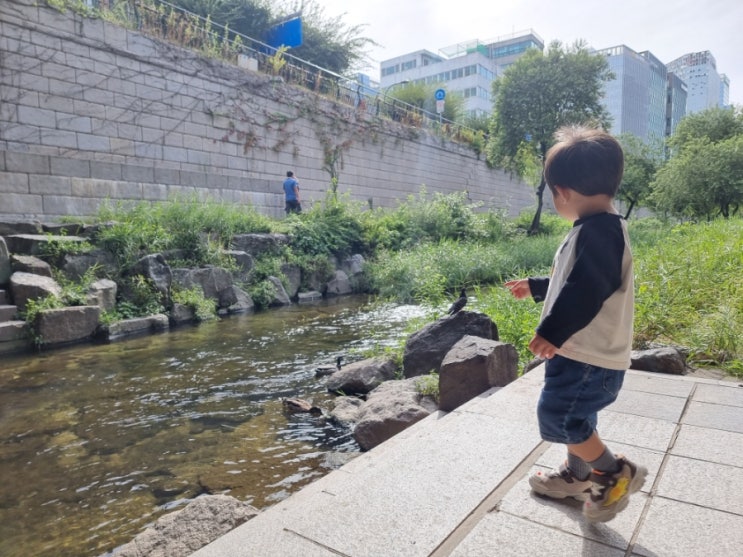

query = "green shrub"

[
  {"left": 171, "top": 287, "right": 217, "bottom": 322},
  {"left": 248, "top": 280, "right": 277, "bottom": 310},
  {"left": 415, "top": 372, "right": 439, "bottom": 402},
  {"left": 116, "top": 275, "right": 165, "bottom": 318}
]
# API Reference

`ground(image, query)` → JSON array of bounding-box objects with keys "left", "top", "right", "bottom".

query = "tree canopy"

[
  {"left": 486, "top": 41, "right": 613, "bottom": 233},
  {"left": 166, "top": 0, "right": 374, "bottom": 74},
  {"left": 651, "top": 106, "right": 743, "bottom": 219},
  {"left": 616, "top": 134, "right": 663, "bottom": 219}
]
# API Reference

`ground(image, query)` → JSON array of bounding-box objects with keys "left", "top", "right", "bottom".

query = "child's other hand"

[
  {"left": 504, "top": 279, "right": 531, "bottom": 299},
  {"left": 528, "top": 334, "right": 558, "bottom": 360}
]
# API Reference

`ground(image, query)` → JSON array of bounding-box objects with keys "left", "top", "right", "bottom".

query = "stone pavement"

[{"left": 192, "top": 365, "right": 743, "bottom": 557}]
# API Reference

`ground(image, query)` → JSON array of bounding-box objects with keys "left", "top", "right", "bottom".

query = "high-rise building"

[
  {"left": 666, "top": 72, "right": 688, "bottom": 136},
  {"left": 597, "top": 45, "right": 668, "bottom": 143},
  {"left": 379, "top": 30, "right": 544, "bottom": 117},
  {"left": 720, "top": 74, "right": 730, "bottom": 107},
  {"left": 666, "top": 51, "right": 722, "bottom": 113}
]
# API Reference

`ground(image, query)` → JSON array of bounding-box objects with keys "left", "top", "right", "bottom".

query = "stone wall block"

[{"left": 34, "top": 305, "right": 100, "bottom": 346}]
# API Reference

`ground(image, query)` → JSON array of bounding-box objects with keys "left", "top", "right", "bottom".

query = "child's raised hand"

[{"left": 504, "top": 279, "right": 531, "bottom": 300}]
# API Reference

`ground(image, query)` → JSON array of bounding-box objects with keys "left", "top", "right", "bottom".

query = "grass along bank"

[{"left": 52, "top": 194, "right": 742, "bottom": 377}]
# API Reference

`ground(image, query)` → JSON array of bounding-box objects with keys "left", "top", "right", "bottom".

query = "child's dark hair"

[
  {"left": 544, "top": 126, "right": 624, "bottom": 197},
  {"left": 286, "top": 170, "right": 294, "bottom": 177}
]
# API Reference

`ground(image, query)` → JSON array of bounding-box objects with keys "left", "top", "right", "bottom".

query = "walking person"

[
  {"left": 505, "top": 125, "right": 647, "bottom": 523},
  {"left": 283, "top": 171, "right": 302, "bottom": 215}
]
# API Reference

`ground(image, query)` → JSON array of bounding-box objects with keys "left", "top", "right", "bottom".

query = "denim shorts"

[{"left": 537, "top": 355, "right": 625, "bottom": 445}]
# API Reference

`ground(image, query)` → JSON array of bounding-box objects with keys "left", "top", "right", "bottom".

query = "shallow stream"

[{"left": 0, "top": 296, "right": 427, "bottom": 557}]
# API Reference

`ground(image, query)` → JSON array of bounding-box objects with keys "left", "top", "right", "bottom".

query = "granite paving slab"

[
  {"left": 608, "top": 389, "right": 688, "bottom": 421},
  {"left": 682, "top": 400, "right": 743, "bottom": 433},
  {"left": 449, "top": 511, "right": 626, "bottom": 557},
  {"left": 597, "top": 410, "right": 678, "bottom": 451},
  {"left": 655, "top": 455, "right": 743, "bottom": 514},
  {"left": 670, "top": 423, "right": 743, "bottom": 465},
  {"left": 632, "top": 497, "right": 743, "bottom": 557}
]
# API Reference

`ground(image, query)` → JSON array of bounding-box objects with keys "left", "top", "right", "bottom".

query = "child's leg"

[{"left": 568, "top": 431, "right": 620, "bottom": 474}]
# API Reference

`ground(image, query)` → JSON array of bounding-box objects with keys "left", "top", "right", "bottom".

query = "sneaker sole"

[
  {"left": 529, "top": 478, "right": 591, "bottom": 502},
  {"left": 583, "top": 465, "right": 648, "bottom": 522}
]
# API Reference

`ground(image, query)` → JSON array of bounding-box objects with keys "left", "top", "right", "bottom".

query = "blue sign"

[
  {"left": 434, "top": 88, "right": 446, "bottom": 101},
  {"left": 265, "top": 17, "right": 303, "bottom": 50}
]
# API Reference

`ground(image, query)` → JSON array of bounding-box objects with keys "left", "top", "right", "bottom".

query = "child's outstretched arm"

[{"left": 504, "top": 279, "right": 531, "bottom": 299}]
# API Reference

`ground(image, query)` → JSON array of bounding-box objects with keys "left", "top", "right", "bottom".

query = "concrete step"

[
  {"left": 0, "top": 305, "right": 18, "bottom": 321},
  {"left": 0, "top": 320, "right": 27, "bottom": 342}
]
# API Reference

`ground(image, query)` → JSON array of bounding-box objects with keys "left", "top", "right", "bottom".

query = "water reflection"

[{"left": 0, "top": 296, "right": 426, "bottom": 557}]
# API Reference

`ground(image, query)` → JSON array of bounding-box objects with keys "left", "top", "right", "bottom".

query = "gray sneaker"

[
  {"left": 529, "top": 465, "right": 592, "bottom": 501},
  {"left": 583, "top": 456, "right": 648, "bottom": 522}
]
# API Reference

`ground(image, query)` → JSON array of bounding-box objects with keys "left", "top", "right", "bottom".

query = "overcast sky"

[{"left": 315, "top": 0, "right": 742, "bottom": 105}]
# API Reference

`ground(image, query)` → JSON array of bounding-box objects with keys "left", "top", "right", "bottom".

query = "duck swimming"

[
  {"left": 315, "top": 355, "right": 344, "bottom": 377},
  {"left": 282, "top": 398, "right": 323, "bottom": 416}
]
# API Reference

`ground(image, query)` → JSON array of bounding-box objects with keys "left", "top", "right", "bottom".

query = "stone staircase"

[{"left": 0, "top": 287, "right": 27, "bottom": 354}]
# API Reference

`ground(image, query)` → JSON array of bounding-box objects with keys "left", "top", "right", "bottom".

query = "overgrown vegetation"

[{"left": 15, "top": 189, "right": 742, "bottom": 376}]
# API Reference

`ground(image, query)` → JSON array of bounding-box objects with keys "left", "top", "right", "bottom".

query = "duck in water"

[
  {"left": 315, "top": 355, "right": 344, "bottom": 377},
  {"left": 282, "top": 398, "right": 323, "bottom": 417}
]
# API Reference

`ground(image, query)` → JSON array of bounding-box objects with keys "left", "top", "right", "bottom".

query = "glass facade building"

[
  {"left": 666, "top": 51, "right": 723, "bottom": 114},
  {"left": 598, "top": 45, "right": 668, "bottom": 143},
  {"left": 380, "top": 31, "right": 544, "bottom": 117}
]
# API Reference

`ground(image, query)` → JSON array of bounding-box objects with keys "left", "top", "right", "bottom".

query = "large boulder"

[
  {"left": 0, "top": 237, "right": 11, "bottom": 284},
  {"left": 4, "top": 233, "right": 87, "bottom": 256},
  {"left": 402, "top": 311, "right": 499, "bottom": 378},
  {"left": 326, "top": 358, "right": 397, "bottom": 395},
  {"left": 223, "top": 250, "right": 254, "bottom": 282},
  {"left": 86, "top": 279, "right": 117, "bottom": 312},
  {"left": 11, "top": 254, "right": 52, "bottom": 277},
  {"left": 106, "top": 314, "right": 169, "bottom": 340},
  {"left": 631, "top": 347, "right": 687, "bottom": 375},
  {"left": 222, "top": 286, "right": 254, "bottom": 314},
  {"left": 280, "top": 262, "right": 301, "bottom": 298},
  {"left": 325, "top": 270, "right": 352, "bottom": 297},
  {"left": 128, "top": 254, "right": 172, "bottom": 302},
  {"left": 340, "top": 254, "right": 365, "bottom": 277},
  {"left": 230, "top": 233, "right": 289, "bottom": 256},
  {"left": 329, "top": 396, "right": 365, "bottom": 427},
  {"left": 267, "top": 276, "right": 291, "bottom": 306},
  {"left": 109, "top": 494, "right": 259, "bottom": 557},
  {"left": 172, "top": 267, "right": 233, "bottom": 307},
  {"left": 353, "top": 378, "right": 438, "bottom": 451},
  {"left": 9, "top": 272, "right": 62, "bottom": 314},
  {"left": 34, "top": 306, "right": 101, "bottom": 346},
  {"left": 61, "top": 249, "right": 117, "bottom": 280},
  {"left": 0, "top": 220, "right": 42, "bottom": 236},
  {"left": 438, "top": 336, "right": 518, "bottom": 412}
]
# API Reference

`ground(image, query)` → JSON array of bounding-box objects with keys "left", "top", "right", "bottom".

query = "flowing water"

[{"left": 0, "top": 296, "right": 427, "bottom": 557}]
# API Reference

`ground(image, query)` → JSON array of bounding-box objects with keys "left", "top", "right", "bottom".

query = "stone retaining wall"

[{"left": 0, "top": 0, "right": 536, "bottom": 222}]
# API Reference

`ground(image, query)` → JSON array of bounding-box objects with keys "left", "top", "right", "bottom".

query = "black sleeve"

[
  {"left": 536, "top": 219, "right": 624, "bottom": 347},
  {"left": 528, "top": 277, "right": 550, "bottom": 302}
]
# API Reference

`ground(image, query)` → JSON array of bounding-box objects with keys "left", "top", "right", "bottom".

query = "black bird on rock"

[{"left": 447, "top": 288, "right": 467, "bottom": 316}]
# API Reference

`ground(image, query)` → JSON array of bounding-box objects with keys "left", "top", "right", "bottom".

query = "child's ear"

[{"left": 553, "top": 185, "right": 570, "bottom": 201}]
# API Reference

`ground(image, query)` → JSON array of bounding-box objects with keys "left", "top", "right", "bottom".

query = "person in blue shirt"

[{"left": 283, "top": 171, "right": 302, "bottom": 214}]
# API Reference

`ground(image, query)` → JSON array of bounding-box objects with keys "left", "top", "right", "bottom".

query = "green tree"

[
  {"left": 388, "top": 82, "right": 466, "bottom": 124},
  {"left": 276, "top": 0, "right": 375, "bottom": 74},
  {"left": 486, "top": 41, "right": 612, "bottom": 234},
  {"left": 617, "top": 134, "right": 662, "bottom": 219},
  {"left": 651, "top": 106, "right": 743, "bottom": 219},
  {"left": 168, "top": 0, "right": 272, "bottom": 40},
  {"left": 167, "top": 0, "right": 373, "bottom": 74}
]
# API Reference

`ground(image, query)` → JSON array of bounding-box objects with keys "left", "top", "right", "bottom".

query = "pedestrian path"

[{"left": 192, "top": 365, "right": 743, "bottom": 557}]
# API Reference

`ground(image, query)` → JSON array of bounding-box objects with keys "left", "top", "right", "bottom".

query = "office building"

[
  {"left": 598, "top": 45, "right": 668, "bottom": 143},
  {"left": 379, "top": 30, "right": 544, "bottom": 117},
  {"left": 666, "top": 51, "right": 723, "bottom": 113},
  {"left": 666, "top": 72, "right": 688, "bottom": 136}
]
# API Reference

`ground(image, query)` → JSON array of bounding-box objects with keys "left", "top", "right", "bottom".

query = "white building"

[
  {"left": 666, "top": 51, "right": 723, "bottom": 114},
  {"left": 379, "top": 30, "right": 544, "bottom": 117}
]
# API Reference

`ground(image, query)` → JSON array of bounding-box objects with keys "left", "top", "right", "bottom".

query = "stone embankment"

[{"left": 0, "top": 220, "right": 362, "bottom": 355}]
